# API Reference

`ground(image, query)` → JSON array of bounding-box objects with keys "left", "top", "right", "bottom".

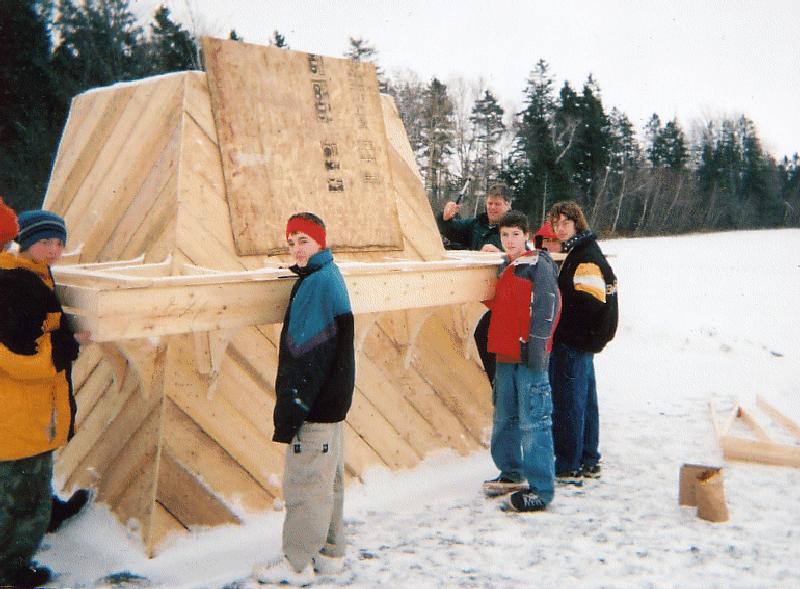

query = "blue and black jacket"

[{"left": 272, "top": 249, "right": 355, "bottom": 443}]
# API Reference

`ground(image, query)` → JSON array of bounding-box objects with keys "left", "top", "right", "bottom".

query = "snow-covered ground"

[{"left": 39, "top": 229, "right": 800, "bottom": 588}]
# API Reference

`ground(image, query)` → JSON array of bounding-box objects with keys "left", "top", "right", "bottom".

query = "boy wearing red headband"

[{"left": 256, "top": 212, "right": 355, "bottom": 586}]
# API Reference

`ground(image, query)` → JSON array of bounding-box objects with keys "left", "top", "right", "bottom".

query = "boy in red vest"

[{"left": 481, "top": 211, "right": 561, "bottom": 512}]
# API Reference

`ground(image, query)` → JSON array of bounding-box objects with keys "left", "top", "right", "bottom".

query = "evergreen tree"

[
  {"left": 607, "top": 107, "right": 642, "bottom": 233},
  {"left": 608, "top": 107, "right": 641, "bottom": 171},
  {"left": 660, "top": 119, "right": 688, "bottom": 169},
  {"left": 571, "top": 76, "right": 611, "bottom": 204},
  {"left": 344, "top": 36, "right": 388, "bottom": 92},
  {"left": 419, "top": 77, "right": 455, "bottom": 204},
  {"left": 387, "top": 70, "right": 426, "bottom": 159},
  {"left": 504, "top": 60, "right": 568, "bottom": 221},
  {"left": 0, "top": 0, "right": 60, "bottom": 208},
  {"left": 644, "top": 113, "right": 665, "bottom": 167},
  {"left": 148, "top": 5, "right": 198, "bottom": 73},
  {"left": 269, "top": 30, "right": 288, "bottom": 48},
  {"left": 51, "top": 0, "right": 147, "bottom": 102},
  {"left": 469, "top": 89, "right": 505, "bottom": 196},
  {"left": 738, "top": 116, "right": 782, "bottom": 226}
]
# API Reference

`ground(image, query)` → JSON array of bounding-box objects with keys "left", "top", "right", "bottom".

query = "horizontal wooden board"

[{"left": 56, "top": 261, "right": 497, "bottom": 341}]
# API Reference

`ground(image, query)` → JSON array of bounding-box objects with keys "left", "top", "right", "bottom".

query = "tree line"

[
  {"left": 387, "top": 58, "right": 800, "bottom": 234},
  {"left": 2, "top": 0, "right": 798, "bottom": 234}
]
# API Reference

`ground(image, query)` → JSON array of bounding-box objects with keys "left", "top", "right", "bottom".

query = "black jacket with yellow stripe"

[{"left": 554, "top": 230, "right": 618, "bottom": 353}]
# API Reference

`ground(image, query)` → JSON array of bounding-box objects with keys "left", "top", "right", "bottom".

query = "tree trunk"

[{"left": 611, "top": 173, "right": 626, "bottom": 234}]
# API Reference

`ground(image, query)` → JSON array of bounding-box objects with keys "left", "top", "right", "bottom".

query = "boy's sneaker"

[
  {"left": 504, "top": 490, "right": 547, "bottom": 512},
  {"left": 581, "top": 463, "right": 602, "bottom": 479},
  {"left": 312, "top": 552, "right": 344, "bottom": 575},
  {"left": 555, "top": 470, "right": 584, "bottom": 487},
  {"left": 482, "top": 475, "right": 526, "bottom": 496},
  {"left": 254, "top": 556, "right": 314, "bottom": 586}
]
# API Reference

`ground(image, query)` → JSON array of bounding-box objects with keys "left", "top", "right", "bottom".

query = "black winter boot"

[{"left": 48, "top": 489, "right": 91, "bottom": 532}]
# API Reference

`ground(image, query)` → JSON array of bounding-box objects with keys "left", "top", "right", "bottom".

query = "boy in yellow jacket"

[{"left": 0, "top": 206, "right": 85, "bottom": 586}]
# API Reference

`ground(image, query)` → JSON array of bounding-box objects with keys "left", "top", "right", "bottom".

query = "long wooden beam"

[
  {"left": 54, "top": 259, "right": 499, "bottom": 342},
  {"left": 756, "top": 395, "right": 800, "bottom": 441}
]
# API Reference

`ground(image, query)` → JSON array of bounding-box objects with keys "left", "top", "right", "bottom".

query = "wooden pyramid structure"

[{"left": 45, "top": 38, "right": 494, "bottom": 556}]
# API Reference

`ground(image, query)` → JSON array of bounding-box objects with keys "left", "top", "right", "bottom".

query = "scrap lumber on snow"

[{"left": 709, "top": 396, "right": 800, "bottom": 468}]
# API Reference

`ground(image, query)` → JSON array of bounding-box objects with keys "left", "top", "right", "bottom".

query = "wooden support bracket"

[
  {"left": 193, "top": 328, "right": 238, "bottom": 399},
  {"left": 97, "top": 339, "right": 161, "bottom": 398},
  {"left": 403, "top": 307, "right": 437, "bottom": 369},
  {"left": 354, "top": 313, "right": 381, "bottom": 358}
]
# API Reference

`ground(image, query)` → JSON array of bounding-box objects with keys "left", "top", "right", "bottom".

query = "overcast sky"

[{"left": 132, "top": 0, "right": 800, "bottom": 159}]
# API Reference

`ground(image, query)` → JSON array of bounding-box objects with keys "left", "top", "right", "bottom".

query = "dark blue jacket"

[
  {"left": 436, "top": 211, "right": 502, "bottom": 251},
  {"left": 273, "top": 249, "right": 355, "bottom": 443}
]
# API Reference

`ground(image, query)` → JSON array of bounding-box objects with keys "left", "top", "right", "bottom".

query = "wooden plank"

[
  {"left": 757, "top": 395, "right": 800, "bottom": 440},
  {"left": 56, "top": 78, "right": 182, "bottom": 255},
  {"left": 95, "top": 400, "right": 163, "bottom": 546},
  {"left": 354, "top": 353, "right": 441, "bottom": 459},
  {"left": 401, "top": 369, "right": 480, "bottom": 455},
  {"left": 73, "top": 360, "right": 115, "bottom": 430},
  {"left": 57, "top": 364, "right": 144, "bottom": 486},
  {"left": 174, "top": 85, "right": 242, "bottom": 270},
  {"left": 57, "top": 263, "right": 498, "bottom": 341},
  {"left": 359, "top": 317, "right": 454, "bottom": 455},
  {"left": 201, "top": 37, "right": 402, "bottom": 255},
  {"left": 213, "top": 352, "right": 274, "bottom": 439},
  {"left": 163, "top": 398, "right": 276, "bottom": 512},
  {"left": 156, "top": 448, "right": 240, "bottom": 527},
  {"left": 44, "top": 85, "right": 138, "bottom": 216},
  {"left": 70, "top": 344, "right": 103, "bottom": 392},
  {"left": 229, "top": 326, "right": 280, "bottom": 393},
  {"left": 342, "top": 421, "right": 390, "bottom": 478},
  {"left": 340, "top": 389, "right": 420, "bottom": 470},
  {"left": 182, "top": 71, "right": 219, "bottom": 145},
  {"left": 709, "top": 398, "right": 740, "bottom": 438},
  {"left": 409, "top": 317, "right": 492, "bottom": 444},
  {"left": 416, "top": 311, "right": 493, "bottom": 412},
  {"left": 97, "top": 119, "right": 180, "bottom": 262},
  {"left": 737, "top": 407, "right": 772, "bottom": 442},
  {"left": 78, "top": 78, "right": 184, "bottom": 262},
  {"left": 164, "top": 335, "right": 285, "bottom": 490},
  {"left": 720, "top": 435, "right": 800, "bottom": 468},
  {"left": 149, "top": 502, "right": 188, "bottom": 554},
  {"left": 363, "top": 316, "right": 480, "bottom": 454}
]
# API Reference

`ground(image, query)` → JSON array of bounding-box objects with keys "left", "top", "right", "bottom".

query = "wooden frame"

[
  {"left": 710, "top": 396, "right": 800, "bottom": 468},
  {"left": 53, "top": 257, "right": 500, "bottom": 342}
]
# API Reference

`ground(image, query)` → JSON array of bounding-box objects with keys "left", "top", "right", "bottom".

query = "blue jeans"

[
  {"left": 491, "top": 363, "right": 555, "bottom": 503},
  {"left": 549, "top": 342, "right": 600, "bottom": 473}
]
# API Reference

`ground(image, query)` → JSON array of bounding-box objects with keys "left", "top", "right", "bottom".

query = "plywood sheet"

[{"left": 202, "top": 37, "right": 402, "bottom": 255}]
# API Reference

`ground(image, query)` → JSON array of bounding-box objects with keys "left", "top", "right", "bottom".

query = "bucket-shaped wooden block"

[
  {"left": 696, "top": 469, "right": 729, "bottom": 522},
  {"left": 678, "top": 463, "right": 729, "bottom": 522},
  {"left": 679, "top": 463, "right": 720, "bottom": 506}
]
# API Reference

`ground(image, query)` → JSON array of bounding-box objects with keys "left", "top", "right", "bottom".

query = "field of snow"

[{"left": 39, "top": 229, "right": 800, "bottom": 588}]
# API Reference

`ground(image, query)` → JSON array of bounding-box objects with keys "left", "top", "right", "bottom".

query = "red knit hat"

[
  {"left": 0, "top": 197, "right": 19, "bottom": 245},
  {"left": 534, "top": 221, "right": 557, "bottom": 239}
]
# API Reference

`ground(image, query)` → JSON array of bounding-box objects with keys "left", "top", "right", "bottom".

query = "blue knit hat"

[{"left": 15, "top": 210, "right": 67, "bottom": 252}]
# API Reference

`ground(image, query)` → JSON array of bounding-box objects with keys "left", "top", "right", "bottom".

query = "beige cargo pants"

[{"left": 282, "top": 421, "right": 344, "bottom": 572}]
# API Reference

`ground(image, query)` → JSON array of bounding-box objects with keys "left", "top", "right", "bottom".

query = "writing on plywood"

[{"left": 202, "top": 37, "right": 403, "bottom": 256}]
